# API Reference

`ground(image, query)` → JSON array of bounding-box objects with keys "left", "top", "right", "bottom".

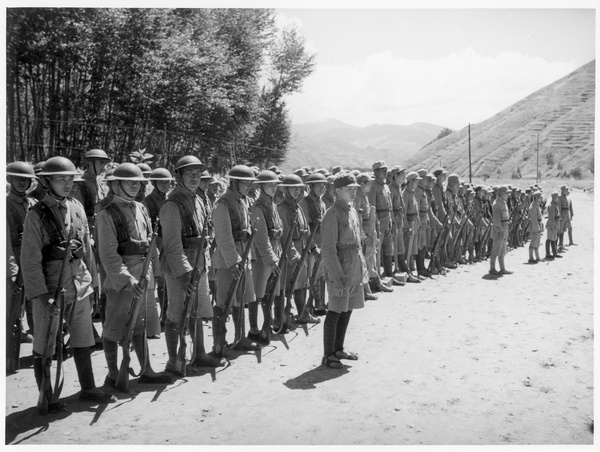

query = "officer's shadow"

[
  {"left": 5, "top": 393, "right": 115, "bottom": 445},
  {"left": 284, "top": 364, "right": 351, "bottom": 390}
]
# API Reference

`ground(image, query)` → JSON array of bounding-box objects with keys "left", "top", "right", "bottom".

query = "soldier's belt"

[
  {"left": 419, "top": 209, "right": 429, "bottom": 213},
  {"left": 561, "top": 208, "right": 569, "bottom": 210},
  {"left": 182, "top": 236, "right": 204, "bottom": 249},
  {"left": 376, "top": 208, "right": 390, "bottom": 213},
  {"left": 337, "top": 243, "right": 360, "bottom": 250}
]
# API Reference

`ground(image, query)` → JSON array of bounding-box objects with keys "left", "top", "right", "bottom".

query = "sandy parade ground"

[{"left": 4, "top": 189, "right": 594, "bottom": 447}]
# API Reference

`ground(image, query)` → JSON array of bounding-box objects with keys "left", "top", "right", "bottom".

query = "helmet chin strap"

[
  {"left": 116, "top": 181, "right": 135, "bottom": 201},
  {"left": 45, "top": 176, "right": 66, "bottom": 200}
]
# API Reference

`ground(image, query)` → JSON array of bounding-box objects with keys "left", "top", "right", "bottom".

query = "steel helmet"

[
  {"left": 103, "top": 168, "right": 116, "bottom": 182},
  {"left": 228, "top": 165, "right": 258, "bottom": 181},
  {"left": 279, "top": 174, "right": 305, "bottom": 187},
  {"left": 37, "top": 156, "right": 79, "bottom": 176},
  {"left": 175, "top": 155, "right": 204, "bottom": 172},
  {"left": 148, "top": 168, "right": 174, "bottom": 181},
  {"left": 6, "top": 161, "right": 36, "bottom": 178},
  {"left": 200, "top": 170, "right": 213, "bottom": 180},
  {"left": 33, "top": 161, "right": 46, "bottom": 174},
  {"left": 254, "top": 170, "right": 282, "bottom": 184},
  {"left": 305, "top": 172, "right": 327, "bottom": 184},
  {"left": 85, "top": 149, "right": 111, "bottom": 161},
  {"left": 112, "top": 162, "right": 147, "bottom": 181},
  {"left": 136, "top": 162, "right": 152, "bottom": 177}
]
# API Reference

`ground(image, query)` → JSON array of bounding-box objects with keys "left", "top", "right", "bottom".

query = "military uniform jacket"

[
  {"left": 251, "top": 191, "right": 283, "bottom": 266},
  {"left": 7, "top": 190, "right": 35, "bottom": 272},
  {"left": 432, "top": 182, "right": 447, "bottom": 222},
  {"left": 212, "top": 188, "right": 251, "bottom": 270},
  {"left": 415, "top": 185, "right": 430, "bottom": 230},
  {"left": 492, "top": 197, "right": 510, "bottom": 234},
  {"left": 97, "top": 195, "right": 161, "bottom": 292},
  {"left": 299, "top": 191, "right": 325, "bottom": 249},
  {"left": 529, "top": 202, "right": 543, "bottom": 233},
  {"left": 545, "top": 201, "right": 561, "bottom": 230},
  {"left": 402, "top": 187, "right": 420, "bottom": 230},
  {"left": 353, "top": 189, "right": 376, "bottom": 240},
  {"left": 445, "top": 188, "right": 461, "bottom": 226},
  {"left": 558, "top": 195, "right": 570, "bottom": 219},
  {"left": 322, "top": 191, "right": 335, "bottom": 210},
  {"left": 161, "top": 184, "right": 208, "bottom": 278},
  {"left": 368, "top": 179, "right": 392, "bottom": 230},
  {"left": 321, "top": 198, "right": 367, "bottom": 287},
  {"left": 278, "top": 195, "right": 309, "bottom": 264},
  {"left": 21, "top": 193, "right": 97, "bottom": 301},
  {"left": 389, "top": 183, "right": 405, "bottom": 231}
]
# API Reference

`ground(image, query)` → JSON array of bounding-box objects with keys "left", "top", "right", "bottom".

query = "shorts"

[
  {"left": 326, "top": 283, "right": 365, "bottom": 313},
  {"left": 103, "top": 283, "right": 160, "bottom": 342},
  {"left": 490, "top": 229, "right": 507, "bottom": 259},
  {"left": 529, "top": 231, "right": 541, "bottom": 248},
  {"left": 165, "top": 270, "right": 213, "bottom": 323},
  {"left": 546, "top": 226, "right": 558, "bottom": 241},
  {"left": 33, "top": 294, "right": 95, "bottom": 356},
  {"left": 215, "top": 267, "right": 255, "bottom": 310}
]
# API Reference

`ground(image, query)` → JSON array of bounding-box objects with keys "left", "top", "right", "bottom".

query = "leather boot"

[
  {"left": 397, "top": 253, "right": 409, "bottom": 273},
  {"left": 545, "top": 239, "right": 553, "bottom": 259},
  {"left": 211, "top": 306, "right": 228, "bottom": 358},
  {"left": 568, "top": 229, "right": 575, "bottom": 246},
  {"left": 232, "top": 306, "right": 261, "bottom": 351},
  {"left": 418, "top": 249, "right": 432, "bottom": 278},
  {"left": 191, "top": 321, "right": 224, "bottom": 367},
  {"left": 383, "top": 255, "right": 394, "bottom": 277},
  {"left": 552, "top": 240, "right": 562, "bottom": 258},
  {"left": 273, "top": 295, "right": 289, "bottom": 334}
]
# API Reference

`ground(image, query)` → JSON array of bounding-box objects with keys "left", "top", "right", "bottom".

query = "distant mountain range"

[
  {"left": 284, "top": 61, "right": 594, "bottom": 181},
  {"left": 282, "top": 119, "right": 445, "bottom": 172},
  {"left": 404, "top": 60, "right": 595, "bottom": 180}
]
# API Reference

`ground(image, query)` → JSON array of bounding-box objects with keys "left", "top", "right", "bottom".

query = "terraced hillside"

[{"left": 405, "top": 60, "right": 595, "bottom": 180}]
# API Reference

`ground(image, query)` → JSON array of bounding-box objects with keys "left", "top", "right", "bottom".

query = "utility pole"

[{"left": 468, "top": 123, "right": 472, "bottom": 183}]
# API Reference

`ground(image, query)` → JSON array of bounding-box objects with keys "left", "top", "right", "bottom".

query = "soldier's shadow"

[
  {"left": 283, "top": 365, "right": 351, "bottom": 391},
  {"left": 5, "top": 393, "right": 115, "bottom": 445}
]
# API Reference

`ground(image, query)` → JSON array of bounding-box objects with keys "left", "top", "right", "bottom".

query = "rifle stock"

[
  {"left": 115, "top": 222, "right": 159, "bottom": 393},
  {"left": 174, "top": 225, "right": 208, "bottom": 377},
  {"left": 7, "top": 269, "right": 23, "bottom": 373}
]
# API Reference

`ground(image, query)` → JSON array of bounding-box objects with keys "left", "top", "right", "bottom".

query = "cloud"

[{"left": 286, "top": 48, "right": 579, "bottom": 129}]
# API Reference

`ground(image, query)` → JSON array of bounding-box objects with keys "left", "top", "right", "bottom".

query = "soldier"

[
  {"left": 489, "top": 185, "right": 513, "bottom": 275},
  {"left": 320, "top": 173, "right": 366, "bottom": 369},
  {"left": 355, "top": 172, "right": 392, "bottom": 297},
  {"left": 96, "top": 163, "right": 170, "bottom": 388},
  {"left": 160, "top": 156, "right": 224, "bottom": 369},
  {"left": 402, "top": 171, "right": 424, "bottom": 281},
  {"left": 415, "top": 169, "right": 442, "bottom": 277},
  {"left": 211, "top": 165, "right": 261, "bottom": 357},
  {"left": 28, "top": 161, "right": 48, "bottom": 202},
  {"left": 249, "top": 170, "right": 284, "bottom": 344},
  {"left": 300, "top": 172, "right": 329, "bottom": 318},
  {"left": 134, "top": 163, "right": 152, "bottom": 203},
  {"left": 144, "top": 168, "right": 175, "bottom": 329},
  {"left": 72, "top": 149, "right": 111, "bottom": 229},
  {"left": 21, "top": 156, "right": 116, "bottom": 412},
  {"left": 566, "top": 186, "right": 575, "bottom": 246},
  {"left": 368, "top": 161, "right": 397, "bottom": 282},
  {"left": 528, "top": 190, "right": 544, "bottom": 263},
  {"left": 6, "top": 162, "right": 37, "bottom": 373},
  {"left": 323, "top": 175, "right": 336, "bottom": 209},
  {"left": 389, "top": 166, "right": 412, "bottom": 278},
  {"left": 545, "top": 191, "right": 562, "bottom": 260},
  {"left": 275, "top": 174, "right": 312, "bottom": 332},
  {"left": 557, "top": 185, "right": 570, "bottom": 252}
]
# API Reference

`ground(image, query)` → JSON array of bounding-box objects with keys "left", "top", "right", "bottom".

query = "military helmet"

[
  {"left": 6, "top": 161, "right": 36, "bottom": 178},
  {"left": 228, "top": 165, "right": 258, "bottom": 181},
  {"left": 200, "top": 170, "right": 213, "bottom": 179},
  {"left": 279, "top": 174, "right": 305, "bottom": 187},
  {"left": 103, "top": 168, "right": 116, "bottom": 182},
  {"left": 305, "top": 172, "right": 327, "bottom": 184},
  {"left": 148, "top": 168, "right": 174, "bottom": 181},
  {"left": 175, "top": 155, "right": 204, "bottom": 172},
  {"left": 254, "top": 170, "right": 282, "bottom": 184},
  {"left": 112, "top": 162, "right": 147, "bottom": 181},
  {"left": 33, "top": 161, "right": 46, "bottom": 174},
  {"left": 85, "top": 149, "right": 110, "bottom": 161},
  {"left": 136, "top": 162, "right": 152, "bottom": 176},
  {"left": 38, "top": 156, "right": 79, "bottom": 176}
]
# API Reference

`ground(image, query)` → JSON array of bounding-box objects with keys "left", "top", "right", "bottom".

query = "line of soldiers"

[{"left": 6, "top": 152, "right": 576, "bottom": 412}]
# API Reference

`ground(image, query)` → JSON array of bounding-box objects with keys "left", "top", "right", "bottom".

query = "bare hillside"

[{"left": 405, "top": 61, "right": 595, "bottom": 180}]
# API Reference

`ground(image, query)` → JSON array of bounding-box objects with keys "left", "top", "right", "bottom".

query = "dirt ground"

[{"left": 5, "top": 190, "right": 594, "bottom": 446}]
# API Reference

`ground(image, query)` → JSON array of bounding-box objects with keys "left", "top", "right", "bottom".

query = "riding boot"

[
  {"left": 211, "top": 306, "right": 228, "bottom": 358},
  {"left": 398, "top": 253, "right": 409, "bottom": 273},
  {"left": 164, "top": 319, "right": 179, "bottom": 364},
  {"left": 247, "top": 301, "right": 259, "bottom": 333},
  {"left": 273, "top": 294, "right": 289, "bottom": 333},
  {"left": 73, "top": 347, "right": 116, "bottom": 403},
  {"left": 552, "top": 240, "right": 562, "bottom": 258},
  {"left": 558, "top": 232, "right": 564, "bottom": 250},
  {"left": 102, "top": 338, "right": 119, "bottom": 382}
]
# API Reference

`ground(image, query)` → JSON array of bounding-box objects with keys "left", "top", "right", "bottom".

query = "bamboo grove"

[{"left": 6, "top": 8, "right": 315, "bottom": 172}]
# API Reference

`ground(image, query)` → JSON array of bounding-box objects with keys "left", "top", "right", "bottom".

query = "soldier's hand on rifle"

[
  {"left": 131, "top": 281, "right": 144, "bottom": 298},
  {"left": 269, "top": 262, "right": 281, "bottom": 277},
  {"left": 178, "top": 270, "right": 195, "bottom": 295},
  {"left": 228, "top": 263, "right": 242, "bottom": 280},
  {"left": 37, "top": 293, "right": 59, "bottom": 316}
]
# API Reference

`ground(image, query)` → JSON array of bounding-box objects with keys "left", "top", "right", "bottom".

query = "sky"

[{"left": 276, "top": 7, "right": 596, "bottom": 130}]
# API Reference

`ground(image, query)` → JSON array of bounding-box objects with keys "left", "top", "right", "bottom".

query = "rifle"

[
  {"left": 260, "top": 211, "right": 298, "bottom": 343},
  {"left": 217, "top": 218, "right": 259, "bottom": 325},
  {"left": 174, "top": 225, "right": 208, "bottom": 377},
  {"left": 427, "top": 212, "right": 449, "bottom": 273},
  {"left": 6, "top": 269, "right": 23, "bottom": 373},
  {"left": 115, "top": 221, "right": 159, "bottom": 393},
  {"left": 276, "top": 217, "right": 320, "bottom": 333},
  {"left": 37, "top": 232, "right": 72, "bottom": 415},
  {"left": 298, "top": 220, "right": 322, "bottom": 320}
]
